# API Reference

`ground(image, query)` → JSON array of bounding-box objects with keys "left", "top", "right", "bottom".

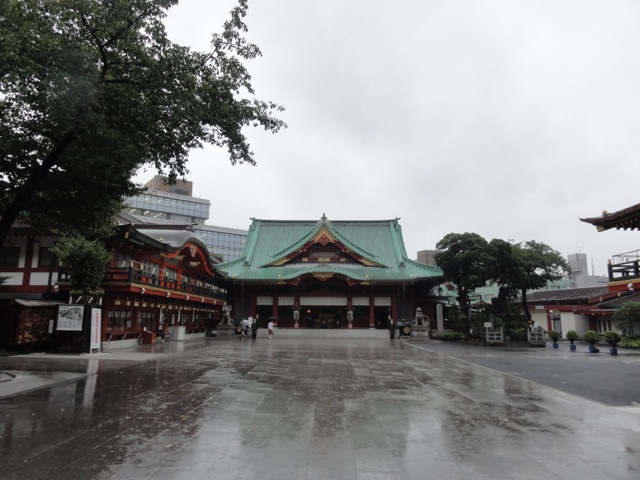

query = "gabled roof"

[
  {"left": 580, "top": 202, "right": 640, "bottom": 231},
  {"left": 115, "top": 222, "right": 219, "bottom": 276},
  {"left": 217, "top": 216, "right": 443, "bottom": 284}
]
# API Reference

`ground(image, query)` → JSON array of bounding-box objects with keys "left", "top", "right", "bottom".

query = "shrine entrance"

[{"left": 308, "top": 309, "right": 340, "bottom": 329}]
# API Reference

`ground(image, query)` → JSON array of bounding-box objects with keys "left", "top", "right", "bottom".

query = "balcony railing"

[
  {"left": 608, "top": 250, "right": 640, "bottom": 281},
  {"left": 58, "top": 267, "right": 227, "bottom": 302}
]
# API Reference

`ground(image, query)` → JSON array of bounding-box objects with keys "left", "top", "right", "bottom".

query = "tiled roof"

[
  {"left": 580, "top": 202, "right": 640, "bottom": 231},
  {"left": 524, "top": 286, "right": 616, "bottom": 304},
  {"left": 217, "top": 217, "right": 443, "bottom": 283},
  {"left": 597, "top": 291, "right": 640, "bottom": 308}
]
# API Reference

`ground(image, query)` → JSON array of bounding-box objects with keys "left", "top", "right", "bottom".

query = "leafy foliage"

[
  {"left": 613, "top": 302, "right": 640, "bottom": 336},
  {"left": 583, "top": 329, "right": 598, "bottom": 345},
  {"left": 603, "top": 330, "right": 621, "bottom": 348},
  {"left": 0, "top": 0, "right": 285, "bottom": 246},
  {"left": 620, "top": 337, "right": 640, "bottom": 349},
  {"left": 435, "top": 232, "right": 491, "bottom": 335},
  {"left": 548, "top": 330, "right": 561, "bottom": 342},
  {"left": 51, "top": 235, "right": 111, "bottom": 294},
  {"left": 439, "top": 331, "right": 464, "bottom": 342},
  {"left": 436, "top": 232, "right": 569, "bottom": 332},
  {"left": 565, "top": 330, "right": 578, "bottom": 344}
]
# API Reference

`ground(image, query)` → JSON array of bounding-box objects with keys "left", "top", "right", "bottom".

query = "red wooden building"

[{"left": 0, "top": 214, "right": 226, "bottom": 350}]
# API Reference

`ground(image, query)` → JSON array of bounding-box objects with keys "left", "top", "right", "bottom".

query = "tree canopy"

[
  {"left": 0, "top": 0, "right": 285, "bottom": 247},
  {"left": 435, "top": 232, "right": 492, "bottom": 334},
  {"left": 613, "top": 302, "right": 640, "bottom": 336},
  {"left": 51, "top": 235, "right": 112, "bottom": 295},
  {"left": 435, "top": 232, "right": 570, "bottom": 333}
]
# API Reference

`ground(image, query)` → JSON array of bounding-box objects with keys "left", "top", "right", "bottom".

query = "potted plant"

[
  {"left": 603, "top": 331, "right": 621, "bottom": 356},
  {"left": 548, "top": 330, "right": 561, "bottom": 348},
  {"left": 583, "top": 329, "right": 599, "bottom": 353},
  {"left": 566, "top": 330, "right": 579, "bottom": 351}
]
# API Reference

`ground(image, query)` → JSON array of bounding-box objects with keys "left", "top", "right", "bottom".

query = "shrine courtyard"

[{"left": 1, "top": 330, "right": 639, "bottom": 479}]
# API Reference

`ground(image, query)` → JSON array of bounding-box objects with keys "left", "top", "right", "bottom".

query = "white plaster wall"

[
  {"left": 573, "top": 314, "right": 592, "bottom": 336},
  {"left": 1, "top": 272, "right": 24, "bottom": 285},
  {"left": 29, "top": 272, "right": 54, "bottom": 286},
  {"left": 530, "top": 310, "right": 547, "bottom": 329}
]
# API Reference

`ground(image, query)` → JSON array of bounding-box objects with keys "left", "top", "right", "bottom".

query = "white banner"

[
  {"left": 90, "top": 308, "right": 101, "bottom": 351},
  {"left": 57, "top": 305, "right": 84, "bottom": 331}
]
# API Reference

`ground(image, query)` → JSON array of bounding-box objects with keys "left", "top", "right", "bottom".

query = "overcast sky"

[{"left": 135, "top": 0, "right": 640, "bottom": 276}]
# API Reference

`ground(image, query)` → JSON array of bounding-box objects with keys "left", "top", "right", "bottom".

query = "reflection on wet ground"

[{"left": 1, "top": 331, "right": 640, "bottom": 479}]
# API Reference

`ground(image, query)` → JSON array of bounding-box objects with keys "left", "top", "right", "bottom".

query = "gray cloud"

[{"left": 138, "top": 0, "right": 640, "bottom": 276}]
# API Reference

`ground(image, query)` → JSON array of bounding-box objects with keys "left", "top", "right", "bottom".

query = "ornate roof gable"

[{"left": 266, "top": 223, "right": 384, "bottom": 267}]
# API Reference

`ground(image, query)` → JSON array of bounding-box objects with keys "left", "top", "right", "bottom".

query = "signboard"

[
  {"left": 90, "top": 308, "right": 101, "bottom": 351},
  {"left": 57, "top": 305, "right": 84, "bottom": 331}
]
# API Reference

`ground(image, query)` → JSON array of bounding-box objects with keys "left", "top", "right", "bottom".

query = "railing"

[
  {"left": 58, "top": 266, "right": 227, "bottom": 302},
  {"left": 485, "top": 329, "right": 504, "bottom": 344},
  {"left": 608, "top": 250, "right": 640, "bottom": 281},
  {"left": 528, "top": 330, "right": 546, "bottom": 346}
]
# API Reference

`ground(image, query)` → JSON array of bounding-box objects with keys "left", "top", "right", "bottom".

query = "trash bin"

[{"left": 140, "top": 330, "right": 156, "bottom": 345}]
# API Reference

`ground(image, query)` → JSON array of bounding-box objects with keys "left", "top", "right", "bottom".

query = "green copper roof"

[{"left": 217, "top": 216, "right": 443, "bottom": 284}]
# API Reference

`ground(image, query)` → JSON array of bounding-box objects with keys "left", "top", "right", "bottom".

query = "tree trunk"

[
  {"left": 520, "top": 288, "right": 532, "bottom": 322},
  {"left": 0, "top": 132, "right": 76, "bottom": 251},
  {"left": 458, "top": 290, "right": 471, "bottom": 337}
]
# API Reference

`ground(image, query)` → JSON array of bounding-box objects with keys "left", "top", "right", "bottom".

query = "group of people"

[{"left": 238, "top": 318, "right": 275, "bottom": 339}]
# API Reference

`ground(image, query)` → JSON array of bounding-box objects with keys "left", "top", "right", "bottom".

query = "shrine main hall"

[{"left": 216, "top": 216, "right": 445, "bottom": 330}]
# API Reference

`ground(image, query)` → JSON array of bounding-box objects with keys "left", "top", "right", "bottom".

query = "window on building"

[
  {"left": 38, "top": 247, "right": 55, "bottom": 267},
  {"left": 0, "top": 246, "right": 20, "bottom": 266},
  {"left": 138, "top": 311, "right": 158, "bottom": 331},
  {"left": 107, "top": 311, "right": 132, "bottom": 331}
]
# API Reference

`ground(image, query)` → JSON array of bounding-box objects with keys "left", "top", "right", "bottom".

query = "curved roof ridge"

[{"left": 268, "top": 219, "right": 381, "bottom": 266}]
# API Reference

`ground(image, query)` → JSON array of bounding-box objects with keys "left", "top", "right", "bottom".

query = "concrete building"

[
  {"left": 566, "top": 252, "right": 608, "bottom": 287},
  {"left": 124, "top": 176, "right": 247, "bottom": 262}
]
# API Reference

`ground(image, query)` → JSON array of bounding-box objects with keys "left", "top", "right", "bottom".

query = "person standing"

[
  {"left": 388, "top": 317, "right": 395, "bottom": 340},
  {"left": 267, "top": 320, "right": 274, "bottom": 339},
  {"left": 252, "top": 317, "right": 258, "bottom": 339}
]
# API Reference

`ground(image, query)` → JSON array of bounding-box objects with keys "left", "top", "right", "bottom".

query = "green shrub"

[
  {"left": 441, "top": 332, "right": 464, "bottom": 342},
  {"left": 508, "top": 328, "right": 528, "bottom": 341},
  {"left": 548, "top": 330, "right": 561, "bottom": 342},
  {"left": 621, "top": 338, "right": 640, "bottom": 349},
  {"left": 583, "top": 330, "right": 599, "bottom": 345},
  {"left": 565, "top": 330, "right": 579, "bottom": 344},
  {"left": 603, "top": 331, "right": 621, "bottom": 347}
]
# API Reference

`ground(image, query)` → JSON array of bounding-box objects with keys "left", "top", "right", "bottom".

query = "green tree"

[
  {"left": 435, "top": 232, "right": 492, "bottom": 336},
  {"left": 0, "top": 0, "right": 285, "bottom": 248},
  {"left": 51, "top": 235, "right": 112, "bottom": 295},
  {"left": 613, "top": 302, "right": 640, "bottom": 336},
  {"left": 485, "top": 238, "right": 527, "bottom": 332},
  {"left": 509, "top": 241, "right": 569, "bottom": 322}
]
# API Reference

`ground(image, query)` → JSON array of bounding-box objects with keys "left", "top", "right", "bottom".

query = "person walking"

[
  {"left": 240, "top": 318, "right": 251, "bottom": 340},
  {"left": 267, "top": 320, "right": 274, "bottom": 339}
]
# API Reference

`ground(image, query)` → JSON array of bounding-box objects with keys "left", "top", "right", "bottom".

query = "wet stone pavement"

[{"left": 1, "top": 330, "right": 640, "bottom": 479}]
